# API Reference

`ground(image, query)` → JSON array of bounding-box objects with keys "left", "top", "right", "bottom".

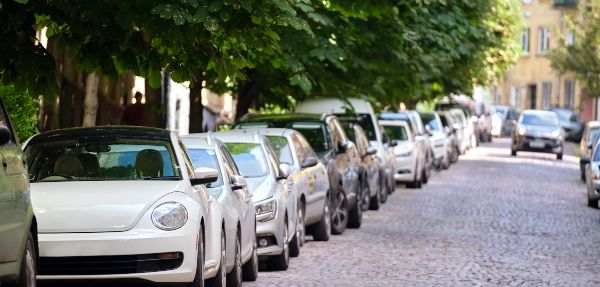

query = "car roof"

[
  {"left": 378, "top": 112, "right": 410, "bottom": 121},
  {"left": 239, "top": 128, "right": 293, "bottom": 138},
  {"left": 181, "top": 133, "right": 224, "bottom": 149},
  {"left": 238, "top": 113, "right": 328, "bottom": 124},
  {"left": 212, "top": 130, "right": 263, "bottom": 144},
  {"left": 295, "top": 98, "right": 374, "bottom": 114},
  {"left": 28, "top": 126, "right": 172, "bottom": 145}
]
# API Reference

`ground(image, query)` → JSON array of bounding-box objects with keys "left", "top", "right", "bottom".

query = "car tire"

[
  {"left": 581, "top": 166, "right": 586, "bottom": 182},
  {"left": 186, "top": 227, "right": 205, "bottom": 287},
  {"left": 511, "top": 149, "right": 517, "bottom": 156},
  {"left": 347, "top": 191, "right": 362, "bottom": 229},
  {"left": 442, "top": 155, "right": 450, "bottom": 170},
  {"left": 380, "top": 180, "right": 389, "bottom": 204},
  {"left": 12, "top": 231, "right": 36, "bottom": 287},
  {"left": 422, "top": 167, "right": 429, "bottom": 184},
  {"left": 241, "top": 240, "right": 258, "bottom": 281},
  {"left": 206, "top": 231, "right": 226, "bottom": 287},
  {"left": 289, "top": 224, "right": 300, "bottom": 258},
  {"left": 588, "top": 198, "right": 599, "bottom": 209},
  {"left": 360, "top": 176, "right": 370, "bottom": 212},
  {"left": 266, "top": 219, "right": 289, "bottom": 271},
  {"left": 369, "top": 185, "right": 381, "bottom": 211},
  {"left": 226, "top": 234, "right": 242, "bottom": 287},
  {"left": 556, "top": 153, "right": 563, "bottom": 160},
  {"left": 312, "top": 193, "right": 331, "bottom": 241},
  {"left": 406, "top": 178, "right": 422, "bottom": 189},
  {"left": 330, "top": 189, "right": 348, "bottom": 235},
  {"left": 297, "top": 201, "right": 306, "bottom": 247}
]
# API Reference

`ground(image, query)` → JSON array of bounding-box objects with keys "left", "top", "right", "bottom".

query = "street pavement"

[
  {"left": 246, "top": 138, "right": 600, "bottom": 286},
  {"left": 40, "top": 138, "right": 600, "bottom": 286}
]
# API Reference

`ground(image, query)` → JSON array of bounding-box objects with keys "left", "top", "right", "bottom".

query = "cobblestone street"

[{"left": 246, "top": 138, "right": 600, "bottom": 286}]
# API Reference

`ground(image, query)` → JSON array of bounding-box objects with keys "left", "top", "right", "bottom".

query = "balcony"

[{"left": 554, "top": 0, "right": 578, "bottom": 8}]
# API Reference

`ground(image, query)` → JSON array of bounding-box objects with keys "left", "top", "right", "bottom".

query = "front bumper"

[
  {"left": 394, "top": 155, "right": 416, "bottom": 182},
  {"left": 513, "top": 135, "right": 562, "bottom": 154},
  {"left": 255, "top": 198, "right": 287, "bottom": 257},
  {"left": 37, "top": 221, "right": 200, "bottom": 283}
]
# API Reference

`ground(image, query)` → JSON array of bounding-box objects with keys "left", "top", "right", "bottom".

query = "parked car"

[
  {"left": 492, "top": 105, "right": 518, "bottom": 137},
  {"left": 182, "top": 134, "right": 259, "bottom": 284},
  {"left": 435, "top": 96, "right": 479, "bottom": 147},
  {"left": 212, "top": 130, "right": 298, "bottom": 270},
  {"left": 585, "top": 141, "right": 600, "bottom": 208},
  {"left": 511, "top": 110, "right": 564, "bottom": 160},
  {"left": 448, "top": 108, "right": 475, "bottom": 152},
  {"left": 0, "top": 99, "right": 37, "bottom": 287},
  {"left": 236, "top": 113, "right": 363, "bottom": 235},
  {"left": 339, "top": 119, "right": 383, "bottom": 210},
  {"left": 579, "top": 121, "right": 600, "bottom": 182},
  {"left": 438, "top": 112, "right": 460, "bottom": 164},
  {"left": 379, "top": 120, "right": 424, "bottom": 188},
  {"left": 419, "top": 112, "right": 451, "bottom": 170},
  {"left": 23, "top": 126, "right": 218, "bottom": 286},
  {"left": 237, "top": 128, "right": 332, "bottom": 243},
  {"left": 550, "top": 108, "right": 583, "bottom": 142},
  {"left": 475, "top": 101, "right": 493, "bottom": 142},
  {"left": 379, "top": 112, "right": 433, "bottom": 184},
  {"left": 295, "top": 98, "right": 396, "bottom": 199}
]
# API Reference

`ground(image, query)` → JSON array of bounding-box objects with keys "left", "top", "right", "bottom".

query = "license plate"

[{"left": 530, "top": 140, "right": 545, "bottom": 148}]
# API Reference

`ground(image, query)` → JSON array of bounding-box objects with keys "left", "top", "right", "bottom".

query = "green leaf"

[
  {"left": 148, "top": 69, "right": 162, "bottom": 89},
  {"left": 193, "top": 6, "right": 209, "bottom": 22}
]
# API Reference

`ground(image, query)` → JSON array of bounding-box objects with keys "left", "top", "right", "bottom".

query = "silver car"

[
  {"left": 212, "top": 131, "right": 298, "bottom": 271},
  {"left": 182, "top": 134, "right": 259, "bottom": 285},
  {"left": 585, "top": 141, "right": 600, "bottom": 209},
  {"left": 243, "top": 128, "right": 331, "bottom": 244}
]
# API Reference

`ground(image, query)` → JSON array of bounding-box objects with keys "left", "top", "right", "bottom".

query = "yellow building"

[{"left": 495, "top": 0, "right": 581, "bottom": 112}]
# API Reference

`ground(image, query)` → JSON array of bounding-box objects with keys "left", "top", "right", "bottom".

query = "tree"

[
  {"left": 550, "top": 0, "right": 600, "bottom": 98},
  {"left": 0, "top": 84, "right": 39, "bottom": 142}
]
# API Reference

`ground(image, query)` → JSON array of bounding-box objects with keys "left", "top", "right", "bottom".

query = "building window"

[
  {"left": 566, "top": 30, "right": 575, "bottom": 46},
  {"left": 541, "top": 82, "right": 552, "bottom": 108},
  {"left": 521, "top": 28, "right": 530, "bottom": 54},
  {"left": 564, "top": 79, "right": 575, "bottom": 108},
  {"left": 538, "top": 27, "right": 550, "bottom": 53}
]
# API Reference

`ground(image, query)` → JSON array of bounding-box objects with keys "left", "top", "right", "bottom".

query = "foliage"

[
  {"left": 550, "top": 0, "right": 600, "bottom": 97},
  {"left": 0, "top": 84, "right": 39, "bottom": 142}
]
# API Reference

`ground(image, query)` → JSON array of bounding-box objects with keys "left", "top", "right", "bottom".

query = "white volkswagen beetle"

[
  {"left": 181, "top": 134, "right": 258, "bottom": 286},
  {"left": 212, "top": 130, "right": 298, "bottom": 271},
  {"left": 23, "top": 126, "right": 217, "bottom": 286}
]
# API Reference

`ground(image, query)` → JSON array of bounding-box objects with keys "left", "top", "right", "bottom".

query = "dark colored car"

[
  {"left": 550, "top": 108, "right": 583, "bottom": 142},
  {"left": 492, "top": 105, "right": 518, "bottom": 137},
  {"left": 236, "top": 113, "right": 363, "bottom": 235},
  {"left": 339, "top": 119, "right": 384, "bottom": 211},
  {"left": 511, "top": 110, "right": 564, "bottom": 160},
  {"left": 0, "top": 99, "right": 37, "bottom": 287}
]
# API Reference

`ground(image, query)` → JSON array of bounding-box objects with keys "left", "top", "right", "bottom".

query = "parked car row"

[
  {"left": 0, "top": 97, "right": 475, "bottom": 287},
  {"left": 579, "top": 120, "right": 600, "bottom": 209}
]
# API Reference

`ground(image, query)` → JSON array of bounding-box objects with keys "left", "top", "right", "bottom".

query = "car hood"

[
  {"left": 394, "top": 142, "right": 414, "bottom": 155},
  {"left": 523, "top": 125, "right": 560, "bottom": 137},
  {"left": 245, "top": 176, "right": 275, "bottom": 202},
  {"left": 31, "top": 181, "right": 187, "bottom": 233}
]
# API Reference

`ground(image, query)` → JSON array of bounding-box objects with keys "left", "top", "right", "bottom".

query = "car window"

[
  {"left": 296, "top": 133, "right": 318, "bottom": 159},
  {"left": 0, "top": 100, "right": 16, "bottom": 145},
  {"left": 225, "top": 142, "right": 269, "bottom": 178},
  {"left": 178, "top": 141, "right": 195, "bottom": 177},
  {"left": 594, "top": 145, "right": 600, "bottom": 161},
  {"left": 187, "top": 148, "right": 224, "bottom": 188},
  {"left": 220, "top": 145, "right": 241, "bottom": 177},
  {"left": 519, "top": 113, "right": 559, "bottom": 126},
  {"left": 589, "top": 128, "right": 600, "bottom": 146},
  {"left": 26, "top": 139, "right": 181, "bottom": 182},
  {"left": 263, "top": 141, "right": 281, "bottom": 178},
  {"left": 383, "top": 125, "right": 409, "bottom": 141},
  {"left": 291, "top": 122, "right": 330, "bottom": 156},
  {"left": 266, "top": 135, "right": 294, "bottom": 165},
  {"left": 291, "top": 134, "right": 306, "bottom": 165},
  {"left": 420, "top": 113, "right": 441, "bottom": 131}
]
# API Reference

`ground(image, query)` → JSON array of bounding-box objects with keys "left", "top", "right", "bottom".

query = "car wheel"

[
  {"left": 13, "top": 231, "right": 36, "bottom": 287},
  {"left": 289, "top": 217, "right": 301, "bottom": 258},
  {"left": 186, "top": 227, "right": 205, "bottom": 287},
  {"left": 206, "top": 231, "right": 226, "bottom": 287},
  {"left": 422, "top": 167, "right": 429, "bottom": 184},
  {"left": 266, "top": 219, "right": 289, "bottom": 271},
  {"left": 442, "top": 155, "right": 450, "bottom": 170},
  {"left": 347, "top": 190, "right": 362, "bottom": 229},
  {"left": 588, "top": 198, "right": 599, "bottom": 209},
  {"left": 556, "top": 153, "right": 563, "bottom": 160},
  {"left": 451, "top": 146, "right": 459, "bottom": 163},
  {"left": 226, "top": 234, "right": 242, "bottom": 287},
  {"left": 369, "top": 184, "right": 381, "bottom": 211},
  {"left": 360, "top": 176, "right": 370, "bottom": 211},
  {"left": 241, "top": 239, "right": 258, "bottom": 281},
  {"left": 511, "top": 149, "right": 517, "bottom": 156},
  {"left": 311, "top": 193, "right": 331, "bottom": 241},
  {"left": 581, "top": 166, "right": 586, "bottom": 182},
  {"left": 380, "top": 180, "right": 389, "bottom": 204},
  {"left": 406, "top": 177, "right": 422, "bottom": 189},
  {"left": 297, "top": 201, "right": 306, "bottom": 246},
  {"left": 330, "top": 189, "right": 348, "bottom": 235}
]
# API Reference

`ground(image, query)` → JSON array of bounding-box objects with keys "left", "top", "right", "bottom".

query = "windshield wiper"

[{"left": 140, "top": 176, "right": 180, "bottom": 180}]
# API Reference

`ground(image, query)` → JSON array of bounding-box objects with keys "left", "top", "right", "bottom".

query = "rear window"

[
  {"left": 225, "top": 143, "right": 269, "bottom": 178},
  {"left": 187, "top": 148, "right": 224, "bottom": 188},
  {"left": 290, "top": 122, "right": 330, "bottom": 155},
  {"left": 336, "top": 114, "right": 376, "bottom": 141},
  {"left": 420, "top": 113, "right": 441, "bottom": 131},
  {"left": 266, "top": 136, "right": 294, "bottom": 165}
]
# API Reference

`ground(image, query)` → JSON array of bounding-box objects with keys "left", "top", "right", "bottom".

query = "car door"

[
  {"left": 264, "top": 141, "right": 297, "bottom": 239},
  {"left": 0, "top": 100, "right": 29, "bottom": 264}
]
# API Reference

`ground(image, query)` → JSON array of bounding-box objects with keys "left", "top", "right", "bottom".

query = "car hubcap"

[
  {"left": 332, "top": 192, "right": 346, "bottom": 229},
  {"left": 298, "top": 207, "right": 305, "bottom": 245}
]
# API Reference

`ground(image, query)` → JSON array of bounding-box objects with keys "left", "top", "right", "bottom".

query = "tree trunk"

[
  {"left": 235, "top": 69, "right": 262, "bottom": 121},
  {"left": 189, "top": 70, "right": 204, "bottom": 133},
  {"left": 82, "top": 72, "right": 99, "bottom": 127},
  {"left": 145, "top": 80, "right": 163, "bottom": 127}
]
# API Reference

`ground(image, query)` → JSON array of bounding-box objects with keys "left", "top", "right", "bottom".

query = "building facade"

[{"left": 495, "top": 0, "right": 587, "bottom": 116}]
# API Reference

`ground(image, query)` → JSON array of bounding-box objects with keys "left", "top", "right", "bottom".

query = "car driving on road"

[
  {"left": 511, "top": 110, "right": 564, "bottom": 160},
  {"left": 182, "top": 134, "right": 259, "bottom": 285},
  {"left": 24, "top": 126, "right": 218, "bottom": 286},
  {"left": 212, "top": 130, "right": 299, "bottom": 271}
]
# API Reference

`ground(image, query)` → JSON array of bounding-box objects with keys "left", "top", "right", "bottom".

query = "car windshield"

[
  {"left": 289, "top": 122, "right": 330, "bottom": 156},
  {"left": 554, "top": 110, "right": 571, "bottom": 122},
  {"left": 225, "top": 143, "right": 268, "bottom": 178},
  {"left": 383, "top": 125, "right": 409, "bottom": 141},
  {"left": 25, "top": 138, "right": 180, "bottom": 182},
  {"left": 420, "top": 113, "right": 441, "bottom": 131},
  {"left": 495, "top": 106, "right": 507, "bottom": 118},
  {"left": 520, "top": 113, "right": 559, "bottom": 127},
  {"left": 266, "top": 136, "right": 293, "bottom": 165},
  {"left": 588, "top": 128, "right": 600, "bottom": 145},
  {"left": 440, "top": 115, "right": 449, "bottom": 127},
  {"left": 187, "top": 148, "right": 224, "bottom": 188}
]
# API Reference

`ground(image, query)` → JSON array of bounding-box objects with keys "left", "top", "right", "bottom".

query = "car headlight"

[
  {"left": 551, "top": 130, "right": 561, "bottom": 138},
  {"left": 255, "top": 198, "right": 277, "bottom": 222},
  {"left": 518, "top": 127, "right": 526, "bottom": 136},
  {"left": 152, "top": 202, "right": 188, "bottom": 231}
]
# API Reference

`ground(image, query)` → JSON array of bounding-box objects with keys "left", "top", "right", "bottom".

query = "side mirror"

[
  {"left": 0, "top": 125, "right": 12, "bottom": 146},
  {"left": 301, "top": 157, "right": 319, "bottom": 169},
  {"left": 190, "top": 167, "right": 219, "bottom": 186},
  {"left": 588, "top": 142, "right": 594, "bottom": 149},
  {"left": 581, "top": 158, "right": 590, "bottom": 165},
  {"left": 389, "top": 140, "right": 398, "bottom": 147},
  {"left": 278, "top": 163, "right": 291, "bottom": 180},
  {"left": 231, "top": 175, "right": 247, "bottom": 191},
  {"left": 365, "top": 146, "right": 377, "bottom": 156},
  {"left": 336, "top": 140, "right": 349, "bottom": 154}
]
